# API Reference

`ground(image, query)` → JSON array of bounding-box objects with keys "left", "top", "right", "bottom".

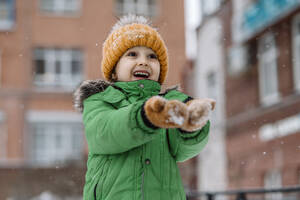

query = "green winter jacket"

[{"left": 76, "top": 79, "right": 210, "bottom": 200}]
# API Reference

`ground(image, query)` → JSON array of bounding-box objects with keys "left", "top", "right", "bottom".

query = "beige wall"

[{"left": 0, "top": 0, "right": 189, "bottom": 198}]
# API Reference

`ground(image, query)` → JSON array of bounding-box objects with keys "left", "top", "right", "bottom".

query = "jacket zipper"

[
  {"left": 141, "top": 144, "right": 145, "bottom": 200},
  {"left": 141, "top": 171, "right": 145, "bottom": 200},
  {"left": 94, "top": 183, "right": 98, "bottom": 200},
  {"left": 94, "top": 158, "right": 111, "bottom": 200}
]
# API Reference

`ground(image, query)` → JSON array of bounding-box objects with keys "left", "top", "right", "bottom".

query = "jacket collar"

[
  {"left": 113, "top": 79, "right": 161, "bottom": 98},
  {"left": 73, "top": 79, "right": 161, "bottom": 113}
]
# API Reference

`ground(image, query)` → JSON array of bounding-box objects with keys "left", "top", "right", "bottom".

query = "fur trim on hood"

[
  {"left": 73, "top": 79, "right": 112, "bottom": 113},
  {"left": 73, "top": 79, "right": 180, "bottom": 113}
]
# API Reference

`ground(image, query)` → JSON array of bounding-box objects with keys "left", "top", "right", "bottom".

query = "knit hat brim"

[{"left": 101, "top": 15, "right": 168, "bottom": 84}]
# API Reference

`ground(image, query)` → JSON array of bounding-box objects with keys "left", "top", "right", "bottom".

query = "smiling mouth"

[{"left": 133, "top": 70, "right": 150, "bottom": 79}]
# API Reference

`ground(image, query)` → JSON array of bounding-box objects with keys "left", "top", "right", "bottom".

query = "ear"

[{"left": 111, "top": 72, "right": 118, "bottom": 82}]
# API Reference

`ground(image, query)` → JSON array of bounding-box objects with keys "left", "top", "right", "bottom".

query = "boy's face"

[{"left": 114, "top": 46, "right": 160, "bottom": 82}]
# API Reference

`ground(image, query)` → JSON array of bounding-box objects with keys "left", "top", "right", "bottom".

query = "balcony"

[{"left": 243, "top": 0, "right": 300, "bottom": 39}]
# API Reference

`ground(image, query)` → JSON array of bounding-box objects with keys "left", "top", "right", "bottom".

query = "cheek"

[
  {"left": 116, "top": 61, "right": 132, "bottom": 77},
  {"left": 117, "top": 68, "right": 131, "bottom": 80},
  {"left": 154, "top": 64, "right": 160, "bottom": 76}
]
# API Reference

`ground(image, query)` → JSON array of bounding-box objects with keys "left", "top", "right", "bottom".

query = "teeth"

[{"left": 133, "top": 71, "right": 149, "bottom": 77}]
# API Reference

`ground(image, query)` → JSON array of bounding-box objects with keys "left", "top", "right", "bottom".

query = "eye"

[
  {"left": 149, "top": 53, "right": 158, "bottom": 59},
  {"left": 127, "top": 51, "right": 137, "bottom": 57}
]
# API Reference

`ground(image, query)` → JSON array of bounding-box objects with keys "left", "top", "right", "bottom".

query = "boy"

[{"left": 74, "top": 14, "right": 215, "bottom": 200}]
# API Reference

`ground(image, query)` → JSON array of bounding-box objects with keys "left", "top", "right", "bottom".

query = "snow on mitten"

[
  {"left": 181, "top": 98, "right": 216, "bottom": 132},
  {"left": 144, "top": 96, "right": 188, "bottom": 128}
]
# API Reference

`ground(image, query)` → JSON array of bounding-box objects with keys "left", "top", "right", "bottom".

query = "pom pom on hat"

[{"left": 101, "top": 14, "right": 168, "bottom": 84}]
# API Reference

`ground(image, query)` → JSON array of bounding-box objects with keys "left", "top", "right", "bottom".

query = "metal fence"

[{"left": 186, "top": 185, "right": 300, "bottom": 200}]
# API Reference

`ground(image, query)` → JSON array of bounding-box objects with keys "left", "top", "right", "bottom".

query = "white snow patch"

[
  {"left": 167, "top": 106, "right": 184, "bottom": 125},
  {"left": 111, "top": 29, "right": 148, "bottom": 51}
]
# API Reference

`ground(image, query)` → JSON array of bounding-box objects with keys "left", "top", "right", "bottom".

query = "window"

[
  {"left": 0, "top": 111, "right": 7, "bottom": 161},
  {"left": 0, "top": 0, "right": 15, "bottom": 30},
  {"left": 31, "top": 191, "right": 82, "bottom": 200},
  {"left": 258, "top": 33, "right": 280, "bottom": 106},
  {"left": 33, "top": 48, "right": 83, "bottom": 90},
  {"left": 0, "top": 49, "right": 2, "bottom": 87},
  {"left": 202, "top": 0, "right": 222, "bottom": 16},
  {"left": 264, "top": 170, "right": 282, "bottom": 200},
  {"left": 231, "top": 0, "right": 252, "bottom": 43},
  {"left": 40, "top": 0, "right": 81, "bottom": 15},
  {"left": 206, "top": 72, "right": 218, "bottom": 120},
  {"left": 27, "top": 111, "right": 84, "bottom": 166},
  {"left": 115, "top": 0, "right": 157, "bottom": 17},
  {"left": 299, "top": 169, "right": 300, "bottom": 184},
  {"left": 227, "top": 44, "right": 249, "bottom": 76},
  {"left": 292, "top": 14, "right": 300, "bottom": 92}
]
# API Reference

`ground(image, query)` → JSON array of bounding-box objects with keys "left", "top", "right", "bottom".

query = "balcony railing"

[{"left": 186, "top": 185, "right": 300, "bottom": 200}]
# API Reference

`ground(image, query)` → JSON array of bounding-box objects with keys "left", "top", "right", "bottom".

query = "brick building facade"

[
  {"left": 0, "top": 0, "right": 188, "bottom": 199},
  {"left": 225, "top": 0, "right": 300, "bottom": 195},
  {"left": 186, "top": 0, "right": 300, "bottom": 198}
]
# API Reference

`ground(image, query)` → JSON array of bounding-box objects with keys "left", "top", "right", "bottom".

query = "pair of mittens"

[
  {"left": 181, "top": 98, "right": 215, "bottom": 132},
  {"left": 144, "top": 96, "right": 215, "bottom": 132}
]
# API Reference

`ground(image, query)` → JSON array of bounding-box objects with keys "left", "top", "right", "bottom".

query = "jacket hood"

[
  {"left": 73, "top": 79, "right": 180, "bottom": 113},
  {"left": 73, "top": 79, "right": 113, "bottom": 113}
]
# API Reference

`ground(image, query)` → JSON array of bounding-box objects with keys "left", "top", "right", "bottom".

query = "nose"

[{"left": 137, "top": 55, "right": 148, "bottom": 66}]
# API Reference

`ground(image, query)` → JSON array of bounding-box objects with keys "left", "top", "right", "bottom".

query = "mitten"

[
  {"left": 181, "top": 98, "right": 216, "bottom": 132},
  {"left": 144, "top": 96, "right": 188, "bottom": 128}
]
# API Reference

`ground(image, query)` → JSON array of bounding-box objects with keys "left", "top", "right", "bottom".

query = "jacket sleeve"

[
  {"left": 162, "top": 89, "right": 210, "bottom": 162},
  {"left": 167, "top": 121, "right": 210, "bottom": 162},
  {"left": 82, "top": 93, "right": 158, "bottom": 155}
]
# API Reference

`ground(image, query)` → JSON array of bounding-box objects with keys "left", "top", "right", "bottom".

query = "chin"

[{"left": 134, "top": 78, "right": 157, "bottom": 81}]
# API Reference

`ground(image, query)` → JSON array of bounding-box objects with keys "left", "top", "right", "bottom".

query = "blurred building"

[
  {"left": 0, "top": 0, "right": 187, "bottom": 199},
  {"left": 182, "top": 0, "right": 229, "bottom": 195},
  {"left": 194, "top": 0, "right": 228, "bottom": 193},
  {"left": 228, "top": 0, "right": 300, "bottom": 192},
  {"left": 188, "top": 0, "right": 300, "bottom": 197}
]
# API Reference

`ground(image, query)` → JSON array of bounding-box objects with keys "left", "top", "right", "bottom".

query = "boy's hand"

[
  {"left": 144, "top": 96, "right": 188, "bottom": 128},
  {"left": 181, "top": 98, "right": 216, "bottom": 132}
]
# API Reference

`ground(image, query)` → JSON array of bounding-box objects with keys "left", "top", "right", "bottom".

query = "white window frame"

[
  {"left": 26, "top": 111, "right": 84, "bottom": 167},
  {"left": 39, "top": 0, "right": 81, "bottom": 15},
  {"left": 264, "top": 170, "right": 282, "bottom": 200},
  {"left": 33, "top": 48, "right": 83, "bottom": 91},
  {"left": 0, "top": 0, "right": 15, "bottom": 30},
  {"left": 258, "top": 32, "right": 280, "bottom": 106},
  {"left": 201, "top": 0, "right": 222, "bottom": 16},
  {"left": 206, "top": 71, "right": 218, "bottom": 121},
  {"left": 292, "top": 13, "right": 300, "bottom": 92},
  {"left": 116, "top": 0, "right": 157, "bottom": 17}
]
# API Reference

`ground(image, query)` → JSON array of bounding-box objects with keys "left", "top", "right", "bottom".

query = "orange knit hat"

[{"left": 101, "top": 15, "right": 168, "bottom": 84}]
